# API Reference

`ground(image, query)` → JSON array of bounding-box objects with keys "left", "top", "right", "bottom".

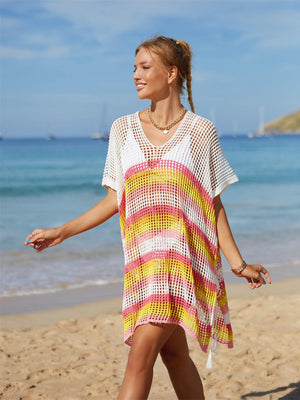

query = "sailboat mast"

[{"left": 259, "top": 106, "right": 264, "bottom": 135}]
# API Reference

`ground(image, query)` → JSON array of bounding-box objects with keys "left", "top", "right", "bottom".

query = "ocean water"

[{"left": 1, "top": 134, "right": 299, "bottom": 297}]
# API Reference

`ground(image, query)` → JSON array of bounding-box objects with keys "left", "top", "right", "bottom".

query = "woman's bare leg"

[
  {"left": 160, "top": 326, "right": 205, "bottom": 399},
  {"left": 117, "top": 323, "right": 177, "bottom": 400}
]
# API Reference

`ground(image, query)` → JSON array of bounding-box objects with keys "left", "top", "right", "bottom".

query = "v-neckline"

[{"left": 136, "top": 111, "right": 189, "bottom": 149}]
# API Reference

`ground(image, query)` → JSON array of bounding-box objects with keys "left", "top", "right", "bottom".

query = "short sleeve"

[
  {"left": 208, "top": 126, "right": 238, "bottom": 198},
  {"left": 102, "top": 122, "right": 118, "bottom": 191}
]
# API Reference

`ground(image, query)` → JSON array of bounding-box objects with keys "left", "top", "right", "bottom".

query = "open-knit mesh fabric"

[{"left": 102, "top": 111, "right": 238, "bottom": 352}]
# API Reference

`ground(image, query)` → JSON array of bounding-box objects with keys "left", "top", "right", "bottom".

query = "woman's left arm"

[{"left": 213, "top": 195, "right": 271, "bottom": 289}]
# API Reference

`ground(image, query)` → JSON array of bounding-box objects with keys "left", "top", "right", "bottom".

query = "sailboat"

[
  {"left": 45, "top": 123, "right": 56, "bottom": 140},
  {"left": 248, "top": 107, "right": 270, "bottom": 138},
  {"left": 91, "top": 131, "right": 109, "bottom": 140},
  {"left": 91, "top": 105, "right": 109, "bottom": 140},
  {"left": 210, "top": 108, "right": 222, "bottom": 137},
  {"left": 46, "top": 134, "right": 56, "bottom": 140},
  {"left": 91, "top": 132, "right": 102, "bottom": 140}
]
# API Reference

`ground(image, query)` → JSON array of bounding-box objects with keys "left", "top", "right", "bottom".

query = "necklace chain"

[{"left": 148, "top": 106, "right": 186, "bottom": 134}]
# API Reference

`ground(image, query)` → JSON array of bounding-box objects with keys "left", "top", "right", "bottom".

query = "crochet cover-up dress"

[{"left": 102, "top": 111, "right": 238, "bottom": 353}]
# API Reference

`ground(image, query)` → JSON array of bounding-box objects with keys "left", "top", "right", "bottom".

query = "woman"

[{"left": 25, "top": 36, "right": 271, "bottom": 400}]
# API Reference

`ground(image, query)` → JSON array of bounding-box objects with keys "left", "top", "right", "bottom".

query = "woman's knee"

[
  {"left": 126, "top": 345, "right": 152, "bottom": 375},
  {"left": 159, "top": 326, "right": 190, "bottom": 369},
  {"left": 160, "top": 343, "right": 189, "bottom": 369},
  {"left": 126, "top": 324, "right": 172, "bottom": 373}
]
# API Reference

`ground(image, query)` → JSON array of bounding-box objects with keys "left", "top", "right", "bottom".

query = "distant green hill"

[{"left": 264, "top": 109, "right": 300, "bottom": 134}]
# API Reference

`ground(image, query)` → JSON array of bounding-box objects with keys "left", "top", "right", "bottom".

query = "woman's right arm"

[{"left": 24, "top": 187, "right": 118, "bottom": 252}]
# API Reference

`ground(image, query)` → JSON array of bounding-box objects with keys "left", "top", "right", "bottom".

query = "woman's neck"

[{"left": 150, "top": 96, "right": 183, "bottom": 126}]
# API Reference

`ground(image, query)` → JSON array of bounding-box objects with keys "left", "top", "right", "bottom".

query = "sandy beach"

[{"left": 1, "top": 278, "right": 299, "bottom": 400}]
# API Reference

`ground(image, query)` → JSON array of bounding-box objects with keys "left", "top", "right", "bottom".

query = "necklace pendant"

[{"left": 163, "top": 129, "right": 169, "bottom": 135}]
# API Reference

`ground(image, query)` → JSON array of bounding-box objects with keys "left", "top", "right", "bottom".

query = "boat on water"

[
  {"left": 91, "top": 132, "right": 109, "bottom": 140},
  {"left": 91, "top": 133, "right": 102, "bottom": 140},
  {"left": 248, "top": 131, "right": 272, "bottom": 138},
  {"left": 92, "top": 104, "right": 110, "bottom": 140},
  {"left": 248, "top": 106, "right": 272, "bottom": 138},
  {"left": 46, "top": 134, "right": 56, "bottom": 141}
]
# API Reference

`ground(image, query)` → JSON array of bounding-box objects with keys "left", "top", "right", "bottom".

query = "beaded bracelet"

[{"left": 232, "top": 260, "right": 248, "bottom": 274}]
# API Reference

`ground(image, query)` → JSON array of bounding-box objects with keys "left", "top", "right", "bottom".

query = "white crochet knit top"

[{"left": 102, "top": 110, "right": 238, "bottom": 352}]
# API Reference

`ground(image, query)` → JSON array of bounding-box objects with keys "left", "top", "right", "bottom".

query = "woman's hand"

[
  {"left": 232, "top": 263, "right": 271, "bottom": 289},
  {"left": 24, "top": 228, "right": 63, "bottom": 253}
]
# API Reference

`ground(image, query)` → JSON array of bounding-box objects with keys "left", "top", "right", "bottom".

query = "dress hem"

[{"left": 124, "top": 318, "right": 233, "bottom": 354}]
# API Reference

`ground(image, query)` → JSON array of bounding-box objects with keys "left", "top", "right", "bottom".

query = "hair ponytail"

[
  {"left": 136, "top": 36, "right": 195, "bottom": 113},
  {"left": 175, "top": 40, "right": 195, "bottom": 113}
]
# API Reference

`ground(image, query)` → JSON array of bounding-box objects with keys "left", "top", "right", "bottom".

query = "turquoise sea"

[{"left": 1, "top": 134, "right": 300, "bottom": 297}]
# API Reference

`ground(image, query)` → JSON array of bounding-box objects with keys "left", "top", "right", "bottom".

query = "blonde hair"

[{"left": 136, "top": 36, "right": 195, "bottom": 113}]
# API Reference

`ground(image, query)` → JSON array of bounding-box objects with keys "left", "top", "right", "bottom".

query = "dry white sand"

[{"left": 1, "top": 279, "right": 299, "bottom": 399}]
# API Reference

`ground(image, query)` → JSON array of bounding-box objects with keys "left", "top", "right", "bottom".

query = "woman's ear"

[{"left": 168, "top": 66, "right": 178, "bottom": 84}]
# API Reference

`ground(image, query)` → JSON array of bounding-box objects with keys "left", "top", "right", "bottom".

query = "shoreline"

[
  {"left": 1, "top": 262, "right": 299, "bottom": 318},
  {"left": 1, "top": 278, "right": 299, "bottom": 330},
  {"left": 0, "top": 281, "right": 124, "bottom": 317}
]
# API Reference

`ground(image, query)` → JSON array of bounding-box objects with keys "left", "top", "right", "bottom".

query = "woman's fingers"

[
  {"left": 24, "top": 229, "right": 49, "bottom": 252},
  {"left": 24, "top": 229, "right": 44, "bottom": 245},
  {"left": 246, "top": 276, "right": 262, "bottom": 289},
  {"left": 33, "top": 241, "right": 45, "bottom": 252},
  {"left": 260, "top": 266, "right": 272, "bottom": 284},
  {"left": 24, "top": 228, "right": 61, "bottom": 252},
  {"left": 243, "top": 264, "right": 271, "bottom": 289},
  {"left": 255, "top": 265, "right": 271, "bottom": 287},
  {"left": 246, "top": 278, "right": 255, "bottom": 289}
]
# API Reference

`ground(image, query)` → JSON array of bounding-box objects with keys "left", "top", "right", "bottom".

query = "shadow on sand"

[{"left": 241, "top": 382, "right": 300, "bottom": 399}]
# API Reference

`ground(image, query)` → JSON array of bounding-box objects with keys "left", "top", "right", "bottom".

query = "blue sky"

[{"left": 1, "top": 0, "right": 299, "bottom": 137}]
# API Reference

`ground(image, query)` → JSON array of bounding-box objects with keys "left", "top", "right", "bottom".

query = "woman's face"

[{"left": 133, "top": 48, "right": 171, "bottom": 101}]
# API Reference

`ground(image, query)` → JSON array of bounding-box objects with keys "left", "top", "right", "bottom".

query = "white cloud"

[
  {"left": 1, "top": 0, "right": 300, "bottom": 61},
  {"left": 0, "top": 46, "right": 69, "bottom": 59},
  {"left": 0, "top": 15, "right": 20, "bottom": 31},
  {"left": 234, "top": 7, "right": 300, "bottom": 50},
  {"left": 0, "top": 6, "right": 70, "bottom": 59},
  {"left": 0, "top": 47, "right": 34, "bottom": 59},
  {"left": 42, "top": 46, "right": 70, "bottom": 58},
  {"left": 24, "top": 34, "right": 53, "bottom": 46},
  {"left": 41, "top": 0, "right": 300, "bottom": 51},
  {"left": 42, "top": 0, "right": 173, "bottom": 44}
]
